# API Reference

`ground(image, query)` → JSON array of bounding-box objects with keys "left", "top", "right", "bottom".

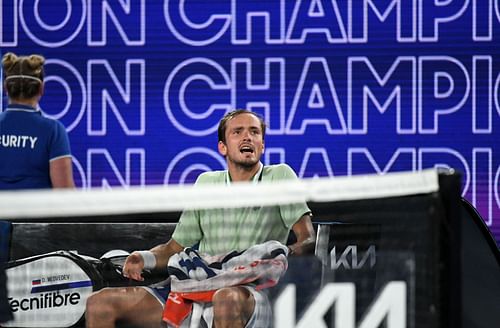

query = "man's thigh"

[{"left": 89, "top": 286, "right": 164, "bottom": 328}]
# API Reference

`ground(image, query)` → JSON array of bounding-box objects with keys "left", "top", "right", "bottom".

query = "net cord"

[{"left": 0, "top": 169, "right": 440, "bottom": 220}]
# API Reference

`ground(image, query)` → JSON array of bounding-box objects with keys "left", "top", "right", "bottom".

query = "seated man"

[{"left": 85, "top": 109, "right": 315, "bottom": 328}]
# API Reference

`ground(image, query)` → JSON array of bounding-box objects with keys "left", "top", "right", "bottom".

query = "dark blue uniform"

[{"left": 0, "top": 104, "right": 71, "bottom": 189}]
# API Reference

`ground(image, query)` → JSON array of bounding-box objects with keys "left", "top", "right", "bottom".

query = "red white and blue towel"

[{"left": 162, "top": 240, "right": 288, "bottom": 327}]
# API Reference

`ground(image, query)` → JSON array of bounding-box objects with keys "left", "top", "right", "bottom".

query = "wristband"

[{"left": 137, "top": 251, "right": 156, "bottom": 270}]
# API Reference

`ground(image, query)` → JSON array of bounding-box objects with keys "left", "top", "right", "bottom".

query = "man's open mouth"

[{"left": 240, "top": 145, "right": 254, "bottom": 153}]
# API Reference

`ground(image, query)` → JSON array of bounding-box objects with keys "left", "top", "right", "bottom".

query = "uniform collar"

[
  {"left": 226, "top": 162, "right": 264, "bottom": 185},
  {"left": 6, "top": 103, "right": 40, "bottom": 113}
]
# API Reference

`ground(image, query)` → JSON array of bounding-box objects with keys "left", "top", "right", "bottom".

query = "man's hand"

[
  {"left": 122, "top": 252, "right": 146, "bottom": 281},
  {"left": 122, "top": 239, "right": 185, "bottom": 281}
]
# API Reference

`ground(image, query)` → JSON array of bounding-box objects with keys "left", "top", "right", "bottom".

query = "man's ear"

[{"left": 218, "top": 141, "right": 227, "bottom": 156}]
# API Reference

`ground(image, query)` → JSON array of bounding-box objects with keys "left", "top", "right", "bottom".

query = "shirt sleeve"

[
  {"left": 171, "top": 176, "right": 206, "bottom": 247},
  {"left": 49, "top": 121, "right": 71, "bottom": 161},
  {"left": 171, "top": 208, "right": 203, "bottom": 248}
]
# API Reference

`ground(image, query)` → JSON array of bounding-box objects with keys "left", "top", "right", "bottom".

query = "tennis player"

[{"left": 85, "top": 110, "right": 315, "bottom": 328}]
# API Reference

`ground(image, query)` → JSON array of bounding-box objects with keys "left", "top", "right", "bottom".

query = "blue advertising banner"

[{"left": 1, "top": 0, "right": 499, "bottom": 244}]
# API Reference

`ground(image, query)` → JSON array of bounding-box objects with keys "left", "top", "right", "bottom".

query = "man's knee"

[
  {"left": 213, "top": 286, "right": 248, "bottom": 304},
  {"left": 212, "top": 287, "right": 255, "bottom": 323},
  {"left": 86, "top": 288, "right": 117, "bottom": 319}
]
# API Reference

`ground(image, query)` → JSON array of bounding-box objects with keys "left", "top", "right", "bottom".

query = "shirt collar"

[
  {"left": 226, "top": 162, "right": 264, "bottom": 185},
  {"left": 6, "top": 103, "right": 40, "bottom": 113}
]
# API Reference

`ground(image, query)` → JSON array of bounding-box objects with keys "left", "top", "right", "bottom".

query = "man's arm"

[
  {"left": 288, "top": 213, "right": 316, "bottom": 256},
  {"left": 49, "top": 157, "right": 75, "bottom": 188},
  {"left": 150, "top": 239, "right": 184, "bottom": 268},
  {"left": 122, "top": 239, "right": 184, "bottom": 281}
]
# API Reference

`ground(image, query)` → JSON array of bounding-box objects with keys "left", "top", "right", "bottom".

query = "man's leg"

[
  {"left": 212, "top": 286, "right": 255, "bottom": 328},
  {"left": 85, "top": 287, "right": 163, "bottom": 328}
]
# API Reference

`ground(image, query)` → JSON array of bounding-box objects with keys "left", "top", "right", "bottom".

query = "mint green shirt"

[{"left": 172, "top": 163, "right": 311, "bottom": 255}]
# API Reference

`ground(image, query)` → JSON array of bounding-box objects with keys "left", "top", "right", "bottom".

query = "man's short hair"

[{"left": 217, "top": 109, "right": 266, "bottom": 143}]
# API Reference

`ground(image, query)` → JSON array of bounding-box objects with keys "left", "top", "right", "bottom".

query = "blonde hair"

[{"left": 2, "top": 52, "right": 45, "bottom": 100}]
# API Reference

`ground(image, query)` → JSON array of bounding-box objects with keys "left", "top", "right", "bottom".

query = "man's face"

[{"left": 218, "top": 113, "right": 264, "bottom": 168}]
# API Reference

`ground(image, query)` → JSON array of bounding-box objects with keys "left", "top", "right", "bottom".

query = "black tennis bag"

[{"left": 2, "top": 250, "right": 164, "bottom": 328}]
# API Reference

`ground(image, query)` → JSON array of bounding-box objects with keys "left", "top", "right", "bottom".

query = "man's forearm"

[
  {"left": 288, "top": 237, "right": 315, "bottom": 256},
  {"left": 290, "top": 213, "right": 316, "bottom": 256},
  {"left": 150, "top": 239, "right": 183, "bottom": 269}
]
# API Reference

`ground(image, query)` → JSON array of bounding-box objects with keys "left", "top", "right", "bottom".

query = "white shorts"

[{"left": 244, "top": 286, "right": 272, "bottom": 328}]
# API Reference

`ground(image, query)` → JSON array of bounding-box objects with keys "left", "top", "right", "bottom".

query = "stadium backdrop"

[{"left": 0, "top": 0, "right": 499, "bottom": 245}]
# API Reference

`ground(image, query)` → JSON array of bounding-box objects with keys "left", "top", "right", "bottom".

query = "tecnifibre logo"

[{"left": 8, "top": 291, "right": 81, "bottom": 312}]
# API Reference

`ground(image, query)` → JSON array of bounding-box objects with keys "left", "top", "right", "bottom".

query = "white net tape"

[{"left": 0, "top": 169, "right": 439, "bottom": 220}]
